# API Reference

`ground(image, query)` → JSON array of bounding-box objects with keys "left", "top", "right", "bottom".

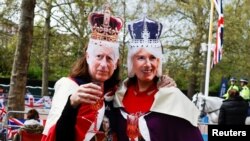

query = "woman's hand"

[
  {"left": 157, "top": 75, "right": 177, "bottom": 88},
  {"left": 70, "top": 83, "right": 103, "bottom": 107}
]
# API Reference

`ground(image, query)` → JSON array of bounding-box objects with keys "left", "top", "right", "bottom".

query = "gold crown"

[
  {"left": 91, "top": 24, "right": 120, "bottom": 42},
  {"left": 88, "top": 3, "right": 123, "bottom": 42}
]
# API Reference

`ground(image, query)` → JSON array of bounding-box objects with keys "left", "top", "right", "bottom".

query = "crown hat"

[
  {"left": 87, "top": 3, "right": 123, "bottom": 62},
  {"left": 127, "top": 10, "right": 163, "bottom": 77},
  {"left": 128, "top": 17, "right": 163, "bottom": 48}
]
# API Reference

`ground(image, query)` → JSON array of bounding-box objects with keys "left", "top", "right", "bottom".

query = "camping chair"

[{"left": 19, "top": 130, "right": 42, "bottom": 141}]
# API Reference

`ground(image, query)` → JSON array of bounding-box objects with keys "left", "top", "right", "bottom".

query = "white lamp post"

[{"left": 202, "top": 43, "right": 215, "bottom": 97}]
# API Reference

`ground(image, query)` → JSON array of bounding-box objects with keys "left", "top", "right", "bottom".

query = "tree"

[
  {"left": 160, "top": 0, "right": 211, "bottom": 98},
  {"left": 7, "top": 0, "right": 36, "bottom": 117},
  {"left": 41, "top": 0, "right": 53, "bottom": 96},
  {"left": 2, "top": 0, "right": 250, "bottom": 99}
]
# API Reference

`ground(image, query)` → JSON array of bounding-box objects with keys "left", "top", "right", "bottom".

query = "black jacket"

[{"left": 218, "top": 95, "right": 249, "bottom": 125}]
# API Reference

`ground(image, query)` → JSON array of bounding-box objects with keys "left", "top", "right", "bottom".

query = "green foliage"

[
  {"left": 163, "top": 57, "right": 189, "bottom": 90},
  {"left": 0, "top": 35, "right": 16, "bottom": 77},
  {"left": 29, "top": 26, "right": 79, "bottom": 80},
  {"left": 1, "top": 0, "right": 250, "bottom": 96},
  {"left": 28, "top": 66, "right": 42, "bottom": 79},
  {"left": 210, "top": 0, "right": 250, "bottom": 87}
]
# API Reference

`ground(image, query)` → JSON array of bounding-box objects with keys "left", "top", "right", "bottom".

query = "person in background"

[
  {"left": 113, "top": 13, "right": 203, "bottom": 141},
  {"left": 13, "top": 109, "right": 44, "bottom": 141},
  {"left": 223, "top": 77, "right": 239, "bottom": 99},
  {"left": 218, "top": 89, "right": 249, "bottom": 125},
  {"left": 239, "top": 78, "right": 250, "bottom": 101}
]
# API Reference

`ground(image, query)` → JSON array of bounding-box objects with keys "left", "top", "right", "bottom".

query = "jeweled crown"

[
  {"left": 128, "top": 16, "right": 163, "bottom": 48},
  {"left": 127, "top": 15, "right": 164, "bottom": 78},
  {"left": 88, "top": 3, "right": 123, "bottom": 42}
]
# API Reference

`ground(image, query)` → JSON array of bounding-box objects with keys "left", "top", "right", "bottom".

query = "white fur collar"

[{"left": 114, "top": 78, "right": 200, "bottom": 127}]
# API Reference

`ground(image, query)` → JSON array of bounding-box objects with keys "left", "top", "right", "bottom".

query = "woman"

[
  {"left": 113, "top": 15, "right": 203, "bottom": 141},
  {"left": 219, "top": 89, "right": 248, "bottom": 125},
  {"left": 42, "top": 4, "right": 123, "bottom": 141},
  {"left": 13, "top": 109, "right": 44, "bottom": 141}
]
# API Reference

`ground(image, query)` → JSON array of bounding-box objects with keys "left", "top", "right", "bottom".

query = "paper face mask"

[
  {"left": 86, "top": 44, "right": 118, "bottom": 68},
  {"left": 86, "top": 3, "right": 123, "bottom": 66},
  {"left": 86, "top": 45, "right": 118, "bottom": 82}
]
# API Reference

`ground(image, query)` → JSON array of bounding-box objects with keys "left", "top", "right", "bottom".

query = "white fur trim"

[
  {"left": 43, "top": 77, "right": 79, "bottom": 135},
  {"left": 24, "top": 119, "right": 41, "bottom": 126},
  {"left": 138, "top": 113, "right": 150, "bottom": 141},
  {"left": 129, "top": 39, "right": 161, "bottom": 48},
  {"left": 114, "top": 79, "right": 200, "bottom": 127},
  {"left": 150, "top": 87, "right": 200, "bottom": 126}
]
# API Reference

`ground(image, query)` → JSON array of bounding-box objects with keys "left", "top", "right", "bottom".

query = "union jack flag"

[
  {"left": 6, "top": 118, "right": 46, "bottom": 139},
  {"left": 0, "top": 107, "right": 6, "bottom": 122},
  {"left": 7, "top": 118, "right": 25, "bottom": 139},
  {"left": 212, "top": 0, "right": 224, "bottom": 66}
]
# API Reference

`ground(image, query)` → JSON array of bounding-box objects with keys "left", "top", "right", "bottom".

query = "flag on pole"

[{"left": 212, "top": 0, "right": 224, "bottom": 66}]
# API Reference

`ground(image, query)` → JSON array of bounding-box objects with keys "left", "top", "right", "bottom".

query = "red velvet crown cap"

[
  {"left": 88, "top": 4, "right": 123, "bottom": 42},
  {"left": 88, "top": 13, "right": 123, "bottom": 31}
]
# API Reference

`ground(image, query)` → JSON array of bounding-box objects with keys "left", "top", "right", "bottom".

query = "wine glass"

[
  {"left": 126, "top": 114, "right": 140, "bottom": 141},
  {"left": 89, "top": 81, "right": 104, "bottom": 134}
]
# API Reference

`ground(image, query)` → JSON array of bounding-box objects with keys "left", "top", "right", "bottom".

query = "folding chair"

[{"left": 19, "top": 130, "right": 43, "bottom": 141}]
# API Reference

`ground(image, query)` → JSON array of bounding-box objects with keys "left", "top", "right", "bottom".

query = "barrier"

[
  {"left": 198, "top": 116, "right": 209, "bottom": 141},
  {"left": 198, "top": 123, "right": 208, "bottom": 141}
]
